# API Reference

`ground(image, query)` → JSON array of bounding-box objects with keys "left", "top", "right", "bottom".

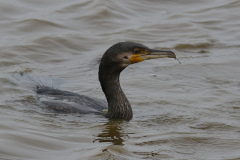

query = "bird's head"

[{"left": 100, "top": 42, "right": 176, "bottom": 73}]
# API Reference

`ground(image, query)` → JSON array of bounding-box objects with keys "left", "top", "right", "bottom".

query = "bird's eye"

[
  {"left": 123, "top": 56, "right": 128, "bottom": 59},
  {"left": 134, "top": 49, "right": 139, "bottom": 54}
]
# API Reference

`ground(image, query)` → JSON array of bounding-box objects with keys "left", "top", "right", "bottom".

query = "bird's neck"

[{"left": 99, "top": 65, "right": 133, "bottom": 120}]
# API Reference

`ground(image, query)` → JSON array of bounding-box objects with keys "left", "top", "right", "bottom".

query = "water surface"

[{"left": 1, "top": 0, "right": 240, "bottom": 159}]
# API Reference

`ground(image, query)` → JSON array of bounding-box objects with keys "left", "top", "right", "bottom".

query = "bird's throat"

[{"left": 99, "top": 65, "right": 133, "bottom": 120}]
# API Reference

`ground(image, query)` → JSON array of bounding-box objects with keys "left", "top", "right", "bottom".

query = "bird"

[{"left": 35, "top": 42, "right": 176, "bottom": 120}]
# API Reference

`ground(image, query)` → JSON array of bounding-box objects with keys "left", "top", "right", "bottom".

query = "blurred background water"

[{"left": 0, "top": 0, "right": 240, "bottom": 159}]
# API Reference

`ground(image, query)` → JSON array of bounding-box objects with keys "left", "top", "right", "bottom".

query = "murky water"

[{"left": 1, "top": 0, "right": 240, "bottom": 159}]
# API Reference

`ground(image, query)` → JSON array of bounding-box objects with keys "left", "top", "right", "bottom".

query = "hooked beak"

[{"left": 130, "top": 49, "right": 176, "bottom": 63}]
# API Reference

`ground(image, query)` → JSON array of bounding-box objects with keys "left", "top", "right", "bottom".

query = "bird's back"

[{"left": 37, "top": 86, "right": 108, "bottom": 114}]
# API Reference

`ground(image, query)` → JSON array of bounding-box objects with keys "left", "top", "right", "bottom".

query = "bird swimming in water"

[{"left": 35, "top": 42, "right": 176, "bottom": 120}]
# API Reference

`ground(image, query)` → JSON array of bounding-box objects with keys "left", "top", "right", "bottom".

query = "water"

[{"left": 1, "top": 0, "right": 240, "bottom": 159}]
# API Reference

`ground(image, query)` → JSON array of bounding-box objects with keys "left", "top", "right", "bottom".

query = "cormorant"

[{"left": 36, "top": 42, "right": 176, "bottom": 120}]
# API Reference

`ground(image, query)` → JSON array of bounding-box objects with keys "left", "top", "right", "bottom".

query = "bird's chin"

[{"left": 121, "top": 64, "right": 129, "bottom": 68}]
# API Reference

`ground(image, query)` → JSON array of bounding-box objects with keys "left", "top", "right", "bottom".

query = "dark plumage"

[{"left": 36, "top": 42, "right": 176, "bottom": 120}]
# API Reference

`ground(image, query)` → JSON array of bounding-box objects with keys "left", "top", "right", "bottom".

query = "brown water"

[{"left": 1, "top": 0, "right": 240, "bottom": 159}]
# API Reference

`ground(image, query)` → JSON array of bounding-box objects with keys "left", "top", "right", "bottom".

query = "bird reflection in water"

[{"left": 94, "top": 120, "right": 132, "bottom": 145}]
